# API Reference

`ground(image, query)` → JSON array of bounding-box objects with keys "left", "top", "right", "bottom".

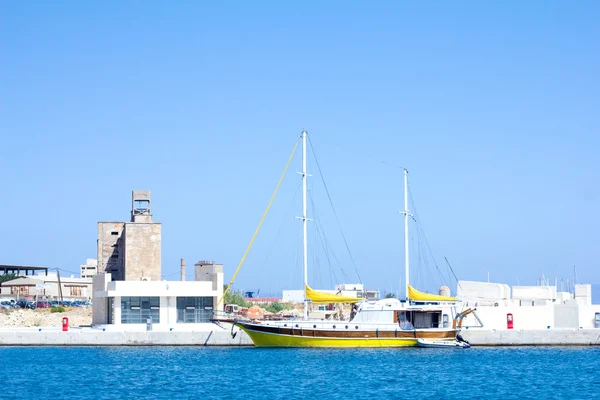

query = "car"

[
  {"left": 0, "top": 301, "right": 13, "bottom": 309},
  {"left": 15, "top": 300, "right": 28, "bottom": 309},
  {"left": 49, "top": 300, "right": 60, "bottom": 307},
  {"left": 35, "top": 301, "right": 51, "bottom": 308},
  {"left": 60, "top": 301, "right": 72, "bottom": 307},
  {"left": 25, "top": 301, "right": 36, "bottom": 309}
]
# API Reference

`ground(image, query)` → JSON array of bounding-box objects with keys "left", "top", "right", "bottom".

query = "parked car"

[
  {"left": 49, "top": 300, "right": 60, "bottom": 307},
  {"left": 36, "top": 301, "right": 51, "bottom": 308},
  {"left": 60, "top": 301, "right": 72, "bottom": 307},
  {"left": 25, "top": 301, "right": 36, "bottom": 309},
  {"left": 0, "top": 301, "right": 13, "bottom": 309},
  {"left": 16, "top": 300, "right": 28, "bottom": 309}
]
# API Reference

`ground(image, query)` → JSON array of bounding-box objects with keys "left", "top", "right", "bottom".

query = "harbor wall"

[
  {"left": 462, "top": 328, "right": 600, "bottom": 346},
  {"left": 0, "top": 327, "right": 253, "bottom": 346},
  {"left": 1, "top": 326, "right": 600, "bottom": 346}
]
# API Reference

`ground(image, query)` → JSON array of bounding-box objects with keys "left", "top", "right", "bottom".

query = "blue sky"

[{"left": 1, "top": 2, "right": 599, "bottom": 296}]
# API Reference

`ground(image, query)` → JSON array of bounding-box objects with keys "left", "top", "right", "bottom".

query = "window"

[
  {"left": 176, "top": 297, "right": 213, "bottom": 323},
  {"left": 413, "top": 311, "right": 442, "bottom": 329},
  {"left": 121, "top": 297, "right": 160, "bottom": 324},
  {"left": 134, "top": 200, "right": 149, "bottom": 211},
  {"left": 108, "top": 298, "right": 114, "bottom": 324},
  {"left": 11, "top": 286, "right": 28, "bottom": 296},
  {"left": 69, "top": 287, "right": 82, "bottom": 297},
  {"left": 111, "top": 231, "right": 119, "bottom": 236}
]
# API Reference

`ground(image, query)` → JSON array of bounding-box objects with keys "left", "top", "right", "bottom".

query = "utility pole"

[{"left": 57, "top": 268, "right": 63, "bottom": 302}]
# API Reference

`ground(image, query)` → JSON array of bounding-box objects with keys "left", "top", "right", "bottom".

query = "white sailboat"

[{"left": 234, "top": 131, "right": 471, "bottom": 348}]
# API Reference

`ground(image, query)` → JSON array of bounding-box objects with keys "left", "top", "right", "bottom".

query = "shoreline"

[{"left": 1, "top": 325, "right": 599, "bottom": 346}]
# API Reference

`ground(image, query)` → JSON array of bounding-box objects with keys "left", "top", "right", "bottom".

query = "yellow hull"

[{"left": 240, "top": 327, "right": 418, "bottom": 348}]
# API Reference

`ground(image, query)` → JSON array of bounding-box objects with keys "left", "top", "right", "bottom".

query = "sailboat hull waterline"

[{"left": 234, "top": 317, "right": 458, "bottom": 348}]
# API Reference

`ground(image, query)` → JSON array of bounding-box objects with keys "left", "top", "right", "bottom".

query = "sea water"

[{"left": 1, "top": 346, "right": 598, "bottom": 399}]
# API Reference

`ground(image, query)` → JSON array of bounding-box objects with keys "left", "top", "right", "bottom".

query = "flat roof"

[{"left": 0, "top": 264, "right": 49, "bottom": 275}]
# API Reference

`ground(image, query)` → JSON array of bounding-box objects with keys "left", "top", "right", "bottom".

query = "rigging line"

[
  {"left": 309, "top": 188, "right": 349, "bottom": 283},
  {"left": 308, "top": 191, "right": 346, "bottom": 281},
  {"left": 308, "top": 136, "right": 363, "bottom": 284},
  {"left": 259, "top": 180, "right": 302, "bottom": 269},
  {"left": 218, "top": 138, "right": 299, "bottom": 306},
  {"left": 444, "top": 257, "right": 462, "bottom": 289},
  {"left": 310, "top": 192, "right": 349, "bottom": 283},
  {"left": 414, "top": 220, "right": 446, "bottom": 287},
  {"left": 407, "top": 181, "right": 447, "bottom": 286}
]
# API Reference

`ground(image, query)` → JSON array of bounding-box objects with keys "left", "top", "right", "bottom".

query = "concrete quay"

[
  {"left": 462, "top": 328, "right": 600, "bottom": 346},
  {"left": 0, "top": 323, "right": 253, "bottom": 346}
]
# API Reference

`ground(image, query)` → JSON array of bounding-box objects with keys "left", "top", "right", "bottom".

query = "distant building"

[
  {"left": 80, "top": 259, "right": 98, "bottom": 279},
  {"left": 97, "top": 190, "right": 162, "bottom": 281},
  {"left": 282, "top": 283, "right": 380, "bottom": 303},
  {"left": 194, "top": 261, "right": 223, "bottom": 283},
  {"left": 0, "top": 272, "right": 92, "bottom": 299},
  {"left": 0, "top": 264, "right": 50, "bottom": 297}
]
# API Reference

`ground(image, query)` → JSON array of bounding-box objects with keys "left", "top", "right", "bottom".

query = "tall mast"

[
  {"left": 301, "top": 131, "right": 309, "bottom": 319},
  {"left": 403, "top": 169, "right": 410, "bottom": 301}
]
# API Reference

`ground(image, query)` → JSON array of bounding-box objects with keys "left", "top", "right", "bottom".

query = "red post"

[
  {"left": 62, "top": 317, "right": 69, "bottom": 332},
  {"left": 507, "top": 313, "right": 513, "bottom": 329}
]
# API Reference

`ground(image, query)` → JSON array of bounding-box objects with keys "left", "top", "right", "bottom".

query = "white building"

[
  {"left": 458, "top": 280, "right": 600, "bottom": 330},
  {"left": 91, "top": 263, "right": 224, "bottom": 330},
  {"left": 80, "top": 259, "right": 98, "bottom": 279},
  {"left": 0, "top": 272, "right": 92, "bottom": 299}
]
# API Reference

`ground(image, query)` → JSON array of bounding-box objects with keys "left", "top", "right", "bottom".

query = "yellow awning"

[
  {"left": 305, "top": 285, "right": 361, "bottom": 304},
  {"left": 408, "top": 285, "right": 456, "bottom": 301}
]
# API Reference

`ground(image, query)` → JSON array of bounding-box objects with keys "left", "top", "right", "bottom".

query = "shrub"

[
  {"left": 223, "top": 289, "right": 251, "bottom": 308},
  {"left": 50, "top": 306, "right": 66, "bottom": 313},
  {"left": 263, "top": 302, "right": 293, "bottom": 313}
]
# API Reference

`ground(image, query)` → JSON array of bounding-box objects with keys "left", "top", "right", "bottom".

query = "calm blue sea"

[{"left": 1, "top": 346, "right": 598, "bottom": 399}]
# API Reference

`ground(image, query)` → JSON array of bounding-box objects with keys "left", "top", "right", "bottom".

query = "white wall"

[
  {"left": 457, "top": 281, "right": 510, "bottom": 300},
  {"left": 512, "top": 286, "right": 556, "bottom": 301},
  {"left": 578, "top": 304, "right": 600, "bottom": 328},
  {"left": 463, "top": 305, "right": 555, "bottom": 330}
]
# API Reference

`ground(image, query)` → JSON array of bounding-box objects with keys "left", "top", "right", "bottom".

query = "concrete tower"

[{"left": 97, "top": 190, "right": 162, "bottom": 281}]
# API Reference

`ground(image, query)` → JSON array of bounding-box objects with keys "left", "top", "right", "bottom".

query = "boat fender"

[
  {"left": 456, "top": 334, "right": 469, "bottom": 345},
  {"left": 231, "top": 321, "right": 238, "bottom": 339}
]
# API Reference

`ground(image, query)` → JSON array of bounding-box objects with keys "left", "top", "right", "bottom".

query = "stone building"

[{"left": 97, "top": 190, "right": 162, "bottom": 281}]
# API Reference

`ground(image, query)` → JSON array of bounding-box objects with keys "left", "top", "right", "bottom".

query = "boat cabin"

[
  {"left": 397, "top": 310, "right": 451, "bottom": 329},
  {"left": 351, "top": 299, "right": 453, "bottom": 329}
]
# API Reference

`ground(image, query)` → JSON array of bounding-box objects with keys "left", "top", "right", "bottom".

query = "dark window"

[
  {"left": 111, "top": 231, "right": 119, "bottom": 236},
  {"left": 121, "top": 296, "right": 160, "bottom": 324},
  {"left": 176, "top": 297, "right": 213, "bottom": 323},
  {"left": 134, "top": 200, "right": 149, "bottom": 211},
  {"left": 412, "top": 311, "right": 442, "bottom": 329}
]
